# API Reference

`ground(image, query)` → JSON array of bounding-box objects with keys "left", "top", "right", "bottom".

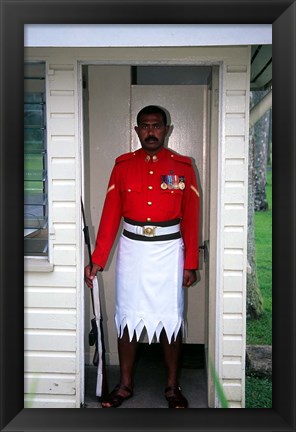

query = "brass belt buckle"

[{"left": 142, "top": 226, "right": 156, "bottom": 237}]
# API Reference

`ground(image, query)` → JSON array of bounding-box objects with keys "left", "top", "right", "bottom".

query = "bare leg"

[
  {"left": 160, "top": 329, "right": 188, "bottom": 408},
  {"left": 118, "top": 326, "right": 138, "bottom": 389},
  {"left": 160, "top": 329, "right": 182, "bottom": 388},
  {"left": 101, "top": 326, "right": 137, "bottom": 407}
]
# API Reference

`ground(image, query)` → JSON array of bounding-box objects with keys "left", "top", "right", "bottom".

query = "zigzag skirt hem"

[{"left": 115, "top": 315, "right": 185, "bottom": 344}]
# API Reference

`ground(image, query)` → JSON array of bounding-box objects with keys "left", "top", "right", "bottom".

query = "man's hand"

[
  {"left": 84, "top": 263, "right": 102, "bottom": 289},
  {"left": 183, "top": 269, "right": 197, "bottom": 287}
]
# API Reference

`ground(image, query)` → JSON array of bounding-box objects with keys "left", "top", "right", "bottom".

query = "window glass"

[{"left": 24, "top": 62, "right": 48, "bottom": 256}]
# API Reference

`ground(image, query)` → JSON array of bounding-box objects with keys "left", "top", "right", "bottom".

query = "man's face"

[{"left": 135, "top": 113, "right": 169, "bottom": 155}]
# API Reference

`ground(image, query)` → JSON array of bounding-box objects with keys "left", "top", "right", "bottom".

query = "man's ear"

[
  {"left": 166, "top": 125, "right": 173, "bottom": 137},
  {"left": 134, "top": 126, "right": 139, "bottom": 135}
]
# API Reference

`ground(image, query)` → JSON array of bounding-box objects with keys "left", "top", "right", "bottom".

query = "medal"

[
  {"left": 179, "top": 176, "right": 185, "bottom": 190},
  {"left": 173, "top": 175, "right": 179, "bottom": 189},
  {"left": 166, "top": 175, "right": 173, "bottom": 189},
  {"left": 161, "top": 174, "right": 185, "bottom": 190},
  {"left": 167, "top": 175, "right": 173, "bottom": 189},
  {"left": 160, "top": 175, "right": 168, "bottom": 190}
]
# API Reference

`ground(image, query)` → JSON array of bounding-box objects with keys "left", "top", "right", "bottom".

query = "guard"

[{"left": 85, "top": 105, "right": 200, "bottom": 408}]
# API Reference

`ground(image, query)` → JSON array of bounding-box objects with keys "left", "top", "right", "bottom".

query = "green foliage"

[
  {"left": 245, "top": 375, "right": 272, "bottom": 408},
  {"left": 247, "top": 312, "right": 272, "bottom": 345},
  {"left": 24, "top": 377, "right": 39, "bottom": 408},
  {"left": 246, "top": 168, "right": 272, "bottom": 408},
  {"left": 247, "top": 169, "right": 272, "bottom": 345},
  {"left": 209, "top": 360, "right": 229, "bottom": 408}
]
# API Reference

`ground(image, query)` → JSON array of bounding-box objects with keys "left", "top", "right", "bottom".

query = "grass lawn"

[
  {"left": 245, "top": 168, "right": 272, "bottom": 408},
  {"left": 245, "top": 375, "right": 272, "bottom": 408}
]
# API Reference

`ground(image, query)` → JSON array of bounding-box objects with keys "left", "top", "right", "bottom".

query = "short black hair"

[{"left": 137, "top": 105, "right": 167, "bottom": 126}]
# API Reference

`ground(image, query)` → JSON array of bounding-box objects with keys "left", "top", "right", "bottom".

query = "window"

[{"left": 24, "top": 62, "right": 48, "bottom": 256}]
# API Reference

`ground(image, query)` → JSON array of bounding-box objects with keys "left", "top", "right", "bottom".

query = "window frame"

[{"left": 24, "top": 60, "right": 53, "bottom": 270}]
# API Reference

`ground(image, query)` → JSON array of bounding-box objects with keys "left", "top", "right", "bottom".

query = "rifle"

[{"left": 81, "top": 198, "right": 108, "bottom": 399}]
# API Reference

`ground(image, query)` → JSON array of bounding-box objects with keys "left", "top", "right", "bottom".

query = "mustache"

[{"left": 145, "top": 136, "right": 158, "bottom": 142}]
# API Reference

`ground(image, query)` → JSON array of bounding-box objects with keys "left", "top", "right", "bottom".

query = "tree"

[
  {"left": 252, "top": 90, "right": 271, "bottom": 212},
  {"left": 247, "top": 120, "right": 264, "bottom": 319},
  {"left": 246, "top": 90, "right": 272, "bottom": 318}
]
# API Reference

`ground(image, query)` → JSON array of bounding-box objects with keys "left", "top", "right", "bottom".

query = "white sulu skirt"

[{"left": 114, "top": 233, "right": 185, "bottom": 344}]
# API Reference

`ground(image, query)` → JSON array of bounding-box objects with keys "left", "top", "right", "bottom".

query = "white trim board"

[{"left": 24, "top": 24, "right": 272, "bottom": 47}]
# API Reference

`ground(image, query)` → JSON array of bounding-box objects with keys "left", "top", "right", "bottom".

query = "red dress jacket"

[{"left": 92, "top": 147, "right": 200, "bottom": 270}]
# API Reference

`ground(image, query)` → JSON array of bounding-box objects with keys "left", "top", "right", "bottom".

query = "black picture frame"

[{"left": 0, "top": 1, "right": 295, "bottom": 431}]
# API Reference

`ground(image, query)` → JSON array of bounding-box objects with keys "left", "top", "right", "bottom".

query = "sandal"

[
  {"left": 165, "top": 385, "right": 188, "bottom": 408},
  {"left": 101, "top": 384, "right": 133, "bottom": 408}
]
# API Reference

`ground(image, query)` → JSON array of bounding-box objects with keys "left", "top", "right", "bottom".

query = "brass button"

[
  {"left": 147, "top": 201, "right": 152, "bottom": 206},
  {"left": 148, "top": 186, "right": 153, "bottom": 190},
  {"left": 149, "top": 170, "right": 154, "bottom": 175},
  {"left": 147, "top": 217, "right": 151, "bottom": 221}
]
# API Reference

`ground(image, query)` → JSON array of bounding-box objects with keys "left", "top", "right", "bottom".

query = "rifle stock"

[{"left": 81, "top": 198, "right": 108, "bottom": 398}]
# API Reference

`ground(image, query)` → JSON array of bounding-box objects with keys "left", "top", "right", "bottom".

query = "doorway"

[{"left": 82, "top": 64, "right": 219, "bottom": 407}]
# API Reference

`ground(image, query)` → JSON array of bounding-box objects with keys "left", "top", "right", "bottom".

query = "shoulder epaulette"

[
  {"left": 115, "top": 152, "right": 136, "bottom": 164},
  {"left": 169, "top": 151, "right": 192, "bottom": 165}
]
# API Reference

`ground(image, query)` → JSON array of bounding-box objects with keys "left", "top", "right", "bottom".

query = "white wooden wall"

[
  {"left": 24, "top": 46, "right": 250, "bottom": 408},
  {"left": 24, "top": 60, "right": 82, "bottom": 408},
  {"left": 220, "top": 63, "right": 250, "bottom": 407}
]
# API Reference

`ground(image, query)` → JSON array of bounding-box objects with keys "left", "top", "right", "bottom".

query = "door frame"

[
  {"left": 78, "top": 58, "right": 222, "bottom": 408},
  {"left": 205, "top": 66, "right": 221, "bottom": 407}
]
